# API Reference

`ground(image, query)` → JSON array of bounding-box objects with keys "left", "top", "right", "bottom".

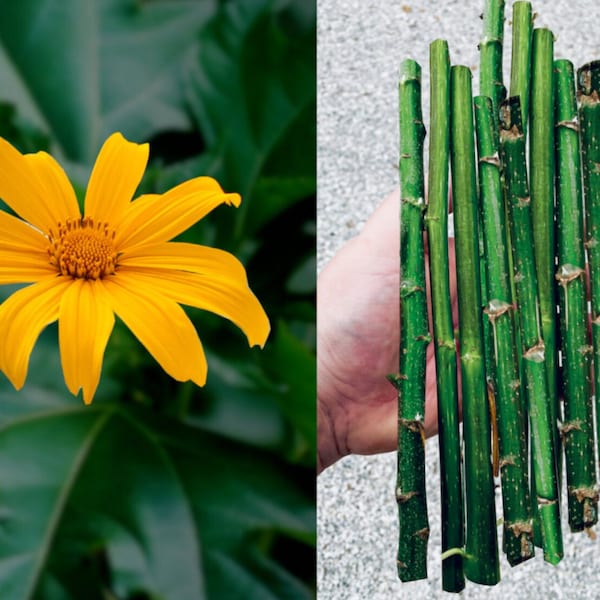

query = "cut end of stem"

[
  {"left": 577, "top": 60, "right": 600, "bottom": 98},
  {"left": 400, "top": 59, "right": 422, "bottom": 85},
  {"left": 499, "top": 96, "right": 524, "bottom": 137}
]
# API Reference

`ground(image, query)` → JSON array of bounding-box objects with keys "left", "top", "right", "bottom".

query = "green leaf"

[
  {"left": 162, "top": 418, "right": 315, "bottom": 598},
  {"left": 0, "top": 1, "right": 94, "bottom": 158},
  {"left": 164, "top": 426, "right": 314, "bottom": 551},
  {"left": 0, "top": 407, "right": 205, "bottom": 599},
  {"left": 98, "top": 0, "right": 216, "bottom": 147},
  {"left": 262, "top": 321, "right": 316, "bottom": 455},
  {"left": 203, "top": 549, "right": 313, "bottom": 600},
  {"left": 188, "top": 349, "right": 292, "bottom": 452},
  {"left": 186, "top": 0, "right": 316, "bottom": 238},
  {"left": 246, "top": 174, "right": 316, "bottom": 239},
  {"left": 0, "top": 102, "right": 49, "bottom": 153},
  {"left": 0, "top": 0, "right": 217, "bottom": 161},
  {"left": 0, "top": 402, "right": 315, "bottom": 599}
]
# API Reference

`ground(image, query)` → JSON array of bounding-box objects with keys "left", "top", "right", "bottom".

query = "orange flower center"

[{"left": 48, "top": 218, "right": 118, "bottom": 280}]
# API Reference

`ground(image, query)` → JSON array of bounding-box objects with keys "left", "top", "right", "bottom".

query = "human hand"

[{"left": 317, "top": 188, "right": 457, "bottom": 473}]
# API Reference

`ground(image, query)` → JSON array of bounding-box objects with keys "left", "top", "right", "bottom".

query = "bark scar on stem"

[
  {"left": 557, "top": 116, "right": 579, "bottom": 131},
  {"left": 506, "top": 521, "right": 535, "bottom": 559},
  {"left": 479, "top": 35, "right": 503, "bottom": 46},
  {"left": 498, "top": 455, "right": 517, "bottom": 469},
  {"left": 584, "top": 504, "right": 597, "bottom": 527},
  {"left": 479, "top": 152, "right": 500, "bottom": 167},
  {"left": 400, "top": 280, "right": 425, "bottom": 297},
  {"left": 569, "top": 486, "right": 600, "bottom": 504},
  {"left": 521, "top": 533, "right": 534, "bottom": 558},
  {"left": 484, "top": 299, "right": 512, "bottom": 322},
  {"left": 556, "top": 264, "right": 585, "bottom": 327},
  {"left": 399, "top": 417, "right": 424, "bottom": 434},
  {"left": 413, "top": 527, "right": 430, "bottom": 541},
  {"left": 460, "top": 351, "right": 482, "bottom": 363},
  {"left": 569, "top": 487, "right": 600, "bottom": 526},
  {"left": 555, "top": 264, "right": 585, "bottom": 285},
  {"left": 506, "top": 520, "right": 533, "bottom": 538},
  {"left": 396, "top": 488, "right": 420, "bottom": 503},
  {"left": 399, "top": 417, "right": 425, "bottom": 445},
  {"left": 401, "top": 196, "right": 425, "bottom": 209},
  {"left": 386, "top": 373, "right": 406, "bottom": 390},
  {"left": 415, "top": 333, "right": 432, "bottom": 343},
  {"left": 537, "top": 496, "right": 558, "bottom": 506},
  {"left": 509, "top": 378, "right": 521, "bottom": 391},
  {"left": 559, "top": 419, "right": 583, "bottom": 436},
  {"left": 499, "top": 124, "right": 522, "bottom": 140},
  {"left": 437, "top": 338, "right": 456, "bottom": 351},
  {"left": 484, "top": 300, "right": 512, "bottom": 365},
  {"left": 499, "top": 103, "right": 523, "bottom": 138},
  {"left": 579, "top": 89, "right": 600, "bottom": 106},
  {"left": 523, "top": 341, "right": 545, "bottom": 363}
]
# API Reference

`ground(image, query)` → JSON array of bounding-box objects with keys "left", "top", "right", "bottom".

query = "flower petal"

[
  {"left": 84, "top": 132, "right": 149, "bottom": 225},
  {"left": 58, "top": 279, "right": 115, "bottom": 404},
  {"left": 0, "top": 208, "right": 48, "bottom": 252},
  {"left": 116, "top": 265, "right": 270, "bottom": 348},
  {"left": 114, "top": 177, "right": 240, "bottom": 249},
  {"left": 102, "top": 276, "right": 207, "bottom": 385},
  {"left": 0, "top": 138, "right": 74, "bottom": 233},
  {"left": 0, "top": 210, "right": 55, "bottom": 283},
  {"left": 0, "top": 249, "right": 57, "bottom": 284},
  {"left": 24, "top": 151, "right": 81, "bottom": 222},
  {"left": 119, "top": 242, "right": 249, "bottom": 280},
  {"left": 0, "top": 276, "right": 71, "bottom": 390}
]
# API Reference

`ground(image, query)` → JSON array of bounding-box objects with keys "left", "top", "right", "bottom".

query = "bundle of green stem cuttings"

[{"left": 396, "top": 0, "right": 600, "bottom": 591}]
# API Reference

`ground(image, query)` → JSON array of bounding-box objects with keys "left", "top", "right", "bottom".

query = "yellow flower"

[{"left": 0, "top": 132, "right": 270, "bottom": 404}]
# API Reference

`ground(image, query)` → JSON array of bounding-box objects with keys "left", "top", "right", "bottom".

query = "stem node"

[
  {"left": 557, "top": 116, "right": 579, "bottom": 131},
  {"left": 559, "top": 419, "right": 583, "bottom": 436}
]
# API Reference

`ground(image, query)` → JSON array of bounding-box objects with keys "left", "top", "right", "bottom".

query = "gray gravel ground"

[{"left": 317, "top": 1, "right": 600, "bottom": 598}]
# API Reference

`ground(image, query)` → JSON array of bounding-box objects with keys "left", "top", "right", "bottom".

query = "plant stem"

[
  {"left": 478, "top": 0, "right": 506, "bottom": 481},
  {"left": 506, "top": 1, "right": 536, "bottom": 544},
  {"left": 397, "top": 58, "right": 430, "bottom": 582},
  {"left": 577, "top": 59, "right": 600, "bottom": 520},
  {"left": 499, "top": 96, "right": 563, "bottom": 565},
  {"left": 479, "top": 0, "right": 506, "bottom": 111},
  {"left": 506, "top": 10, "right": 533, "bottom": 543},
  {"left": 509, "top": 2, "right": 533, "bottom": 133},
  {"left": 426, "top": 39, "right": 465, "bottom": 593},
  {"left": 555, "top": 59, "right": 597, "bottom": 532},
  {"left": 450, "top": 65, "right": 499, "bottom": 585},
  {"left": 474, "top": 95, "right": 533, "bottom": 566},
  {"left": 529, "top": 28, "right": 560, "bottom": 463}
]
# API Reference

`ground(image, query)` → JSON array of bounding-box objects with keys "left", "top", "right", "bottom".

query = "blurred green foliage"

[{"left": 0, "top": 0, "right": 315, "bottom": 598}]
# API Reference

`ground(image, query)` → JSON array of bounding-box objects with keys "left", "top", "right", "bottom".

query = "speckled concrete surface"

[{"left": 317, "top": 1, "right": 600, "bottom": 598}]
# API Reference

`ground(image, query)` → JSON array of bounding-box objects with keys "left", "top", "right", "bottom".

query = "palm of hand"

[
  {"left": 318, "top": 232, "right": 399, "bottom": 458},
  {"left": 318, "top": 191, "right": 402, "bottom": 470},
  {"left": 318, "top": 190, "right": 447, "bottom": 471}
]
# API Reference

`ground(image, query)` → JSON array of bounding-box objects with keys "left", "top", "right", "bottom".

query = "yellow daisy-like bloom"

[{"left": 0, "top": 132, "right": 270, "bottom": 404}]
